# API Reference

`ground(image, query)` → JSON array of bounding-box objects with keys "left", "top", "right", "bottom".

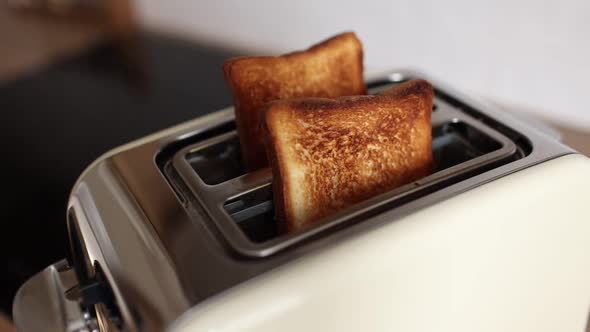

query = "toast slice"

[
  {"left": 263, "top": 80, "right": 434, "bottom": 232},
  {"left": 223, "top": 32, "right": 366, "bottom": 171}
]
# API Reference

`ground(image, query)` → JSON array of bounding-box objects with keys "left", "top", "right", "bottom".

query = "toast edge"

[{"left": 263, "top": 104, "right": 291, "bottom": 233}]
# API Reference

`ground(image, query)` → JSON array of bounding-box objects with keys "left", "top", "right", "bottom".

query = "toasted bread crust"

[
  {"left": 224, "top": 32, "right": 366, "bottom": 171},
  {"left": 263, "top": 108, "right": 290, "bottom": 231},
  {"left": 264, "top": 80, "right": 434, "bottom": 231}
]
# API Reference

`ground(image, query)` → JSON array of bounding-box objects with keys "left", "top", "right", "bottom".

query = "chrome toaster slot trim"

[{"left": 170, "top": 84, "right": 520, "bottom": 258}]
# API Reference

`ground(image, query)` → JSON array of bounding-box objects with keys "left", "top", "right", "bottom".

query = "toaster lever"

[
  {"left": 12, "top": 260, "right": 100, "bottom": 332},
  {"left": 79, "top": 279, "right": 110, "bottom": 307}
]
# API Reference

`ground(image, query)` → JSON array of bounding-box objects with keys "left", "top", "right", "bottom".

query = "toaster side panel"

[{"left": 170, "top": 154, "right": 590, "bottom": 332}]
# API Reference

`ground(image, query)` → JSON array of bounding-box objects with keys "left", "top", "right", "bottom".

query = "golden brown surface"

[
  {"left": 223, "top": 32, "right": 366, "bottom": 170},
  {"left": 264, "top": 80, "right": 434, "bottom": 232}
]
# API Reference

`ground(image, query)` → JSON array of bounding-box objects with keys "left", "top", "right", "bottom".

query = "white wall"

[{"left": 135, "top": 0, "right": 590, "bottom": 131}]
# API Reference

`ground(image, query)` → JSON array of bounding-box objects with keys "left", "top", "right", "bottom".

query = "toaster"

[{"left": 13, "top": 71, "right": 590, "bottom": 332}]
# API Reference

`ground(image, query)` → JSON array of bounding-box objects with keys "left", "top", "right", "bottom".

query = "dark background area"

[{"left": 0, "top": 34, "right": 236, "bottom": 313}]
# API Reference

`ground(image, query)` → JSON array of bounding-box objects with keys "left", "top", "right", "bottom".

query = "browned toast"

[
  {"left": 223, "top": 32, "right": 366, "bottom": 171},
  {"left": 263, "top": 80, "right": 434, "bottom": 232}
]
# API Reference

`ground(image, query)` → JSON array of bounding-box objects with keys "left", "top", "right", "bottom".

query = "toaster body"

[{"left": 13, "top": 71, "right": 590, "bottom": 332}]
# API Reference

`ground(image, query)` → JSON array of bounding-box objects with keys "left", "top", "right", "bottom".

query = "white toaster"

[{"left": 13, "top": 71, "right": 590, "bottom": 332}]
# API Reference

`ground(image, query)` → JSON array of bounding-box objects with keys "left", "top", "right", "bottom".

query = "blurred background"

[{"left": 1, "top": 0, "right": 589, "bottom": 329}]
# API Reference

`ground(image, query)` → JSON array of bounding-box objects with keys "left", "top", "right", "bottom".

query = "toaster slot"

[
  {"left": 216, "top": 119, "right": 514, "bottom": 247},
  {"left": 224, "top": 185, "right": 276, "bottom": 243},
  {"left": 433, "top": 121, "right": 502, "bottom": 171},
  {"left": 184, "top": 132, "right": 245, "bottom": 185},
  {"left": 168, "top": 80, "right": 521, "bottom": 258}
]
